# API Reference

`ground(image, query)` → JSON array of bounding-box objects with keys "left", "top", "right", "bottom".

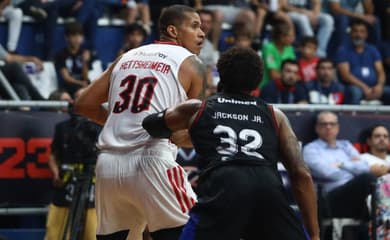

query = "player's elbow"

[{"left": 73, "top": 96, "right": 90, "bottom": 117}]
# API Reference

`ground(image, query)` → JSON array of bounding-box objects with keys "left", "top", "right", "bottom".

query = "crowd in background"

[{"left": 0, "top": 0, "right": 390, "bottom": 106}]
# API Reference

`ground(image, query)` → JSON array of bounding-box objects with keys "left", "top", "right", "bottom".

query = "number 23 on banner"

[{"left": 0, "top": 138, "right": 52, "bottom": 179}]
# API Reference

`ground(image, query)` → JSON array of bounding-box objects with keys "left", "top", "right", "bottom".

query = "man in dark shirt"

[
  {"left": 55, "top": 22, "right": 92, "bottom": 97},
  {"left": 261, "top": 59, "right": 308, "bottom": 104},
  {"left": 142, "top": 47, "right": 319, "bottom": 240}
]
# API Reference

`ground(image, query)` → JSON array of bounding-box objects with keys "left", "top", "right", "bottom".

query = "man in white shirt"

[{"left": 361, "top": 125, "right": 390, "bottom": 173}]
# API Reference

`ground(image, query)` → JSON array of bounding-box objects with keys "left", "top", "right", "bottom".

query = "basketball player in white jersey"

[{"left": 74, "top": 5, "right": 206, "bottom": 240}]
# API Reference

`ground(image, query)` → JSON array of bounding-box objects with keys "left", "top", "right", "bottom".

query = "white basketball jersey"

[{"left": 98, "top": 43, "right": 193, "bottom": 151}]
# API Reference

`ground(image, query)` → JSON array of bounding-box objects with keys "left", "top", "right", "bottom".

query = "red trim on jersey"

[
  {"left": 189, "top": 100, "right": 207, "bottom": 131},
  {"left": 154, "top": 40, "right": 180, "bottom": 46},
  {"left": 167, "top": 168, "right": 186, "bottom": 213},
  {"left": 268, "top": 105, "right": 280, "bottom": 136}
]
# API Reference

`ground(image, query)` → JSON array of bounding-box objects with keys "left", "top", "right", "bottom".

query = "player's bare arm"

[
  {"left": 74, "top": 57, "right": 120, "bottom": 125},
  {"left": 142, "top": 99, "right": 202, "bottom": 138},
  {"left": 178, "top": 55, "right": 207, "bottom": 99},
  {"left": 275, "top": 107, "right": 320, "bottom": 240}
]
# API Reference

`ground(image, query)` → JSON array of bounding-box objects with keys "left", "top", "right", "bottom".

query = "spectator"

[
  {"left": 99, "top": 0, "right": 151, "bottom": 34},
  {"left": 306, "top": 58, "right": 344, "bottom": 104},
  {"left": 194, "top": 0, "right": 259, "bottom": 49},
  {"left": 324, "top": 0, "right": 382, "bottom": 53},
  {"left": 281, "top": 0, "right": 334, "bottom": 57},
  {"left": 0, "top": 1, "right": 22, "bottom": 52},
  {"left": 261, "top": 59, "right": 308, "bottom": 103},
  {"left": 248, "top": 0, "right": 294, "bottom": 44},
  {"left": 0, "top": 43, "right": 44, "bottom": 100},
  {"left": 197, "top": 9, "right": 219, "bottom": 97},
  {"left": 117, "top": 22, "right": 148, "bottom": 56},
  {"left": 232, "top": 21, "right": 255, "bottom": 49},
  {"left": 260, "top": 20, "right": 296, "bottom": 89},
  {"left": 361, "top": 125, "right": 390, "bottom": 171},
  {"left": 298, "top": 36, "right": 320, "bottom": 82},
  {"left": 336, "top": 19, "right": 390, "bottom": 105},
  {"left": 360, "top": 124, "right": 390, "bottom": 239},
  {"left": 54, "top": 22, "right": 92, "bottom": 98},
  {"left": 303, "top": 111, "right": 384, "bottom": 221}
]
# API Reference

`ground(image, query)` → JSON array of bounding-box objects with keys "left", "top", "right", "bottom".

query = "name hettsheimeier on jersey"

[{"left": 212, "top": 112, "right": 263, "bottom": 123}]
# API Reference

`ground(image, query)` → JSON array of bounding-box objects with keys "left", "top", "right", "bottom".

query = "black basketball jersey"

[{"left": 189, "top": 92, "right": 280, "bottom": 167}]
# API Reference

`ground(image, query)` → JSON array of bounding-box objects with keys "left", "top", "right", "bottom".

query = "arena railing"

[{"left": 1, "top": 100, "right": 390, "bottom": 112}]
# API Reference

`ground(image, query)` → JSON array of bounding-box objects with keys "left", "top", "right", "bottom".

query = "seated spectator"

[
  {"left": 281, "top": 0, "right": 334, "bottom": 57},
  {"left": 303, "top": 111, "right": 382, "bottom": 221},
  {"left": 117, "top": 22, "right": 148, "bottom": 56},
  {"left": 360, "top": 124, "right": 390, "bottom": 239},
  {"left": 232, "top": 21, "right": 255, "bottom": 49},
  {"left": 261, "top": 59, "right": 308, "bottom": 103},
  {"left": 324, "top": 0, "right": 382, "bottom": 54},
  {"left": 194, "top": 0, "right": 260, "bottom": 49},
  {"left": 336, "top": 19, "right": 390, "bottom": 105},
  {"left": 0, "top": 43, "right": 44, "bottom": 100},
  {"left": 298, "top": 36, "right": 320, "bottom": 82},
  {"left": 0, "top": 1, "right": 22, "bottom": 52},
  {"left": 261, "top": 20, "right": 296, "bottom": 88},
  {"left": 361, "top": 125, "right": 390, "bottom": 171},
  {"left": 99, "top": 0, "right": 151, "bottom": 34},
  {"left": 198, "top": 9, "right": 219, "bottom": 98},
  {"left": 306, "top": 58, "right": 344, "bottom": 104},
  {"left": 55, "top": 22, "right": 92, "bottom": 98}
]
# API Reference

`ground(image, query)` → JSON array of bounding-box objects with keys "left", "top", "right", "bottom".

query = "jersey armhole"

[
  {"left": 268, "top": 104, "right": 280, "bottom": 137},
  {"left": 189, "top": 100, "right": 207, "bottom": 131}
]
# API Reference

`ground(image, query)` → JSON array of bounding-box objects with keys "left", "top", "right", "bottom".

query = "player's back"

[
  {"left": 98, "top": 43, "right": 194, "bottom": 151},
  {"left": 190, "top": 92, "right": 281, "bottom": 166}
]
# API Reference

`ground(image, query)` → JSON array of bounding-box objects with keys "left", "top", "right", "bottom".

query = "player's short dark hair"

[
  {"left": 281, "top": 59, "right": 298, "bottom": 70},
  {"left": 64, "top": 22, "right": 83, "bottom": 36},
  {"left": 316, "top": 58, "right": 334, "bottom": 70},
  {"left": 125, "top": 22, "right": 147, "bottom": 38},
  {"left": 159, "top": 5, "right": 197, "bottom": 37},
  {"left": 300, "top": 36, "right": 318, "bottom": 47},
  {"left": 217, "top": 47, "right": 263, "bottom": 93}
]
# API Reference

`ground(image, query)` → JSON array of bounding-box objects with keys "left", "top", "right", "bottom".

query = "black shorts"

[{"left": 180, "top": 164, "right": 307, "bottom": 240}]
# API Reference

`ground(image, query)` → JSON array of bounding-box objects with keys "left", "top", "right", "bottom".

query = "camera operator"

[{"left": 44, "top": 104, "right": 101, "bottom": 240}]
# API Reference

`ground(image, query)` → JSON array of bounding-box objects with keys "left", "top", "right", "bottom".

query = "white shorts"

[{"left": 95, "top": 144, "right": 197, "bottom": 240}]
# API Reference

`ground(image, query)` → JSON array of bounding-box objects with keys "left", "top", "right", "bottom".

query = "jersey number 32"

[{"left": 214, "top": 125, "right": 265, "bottom": 161}]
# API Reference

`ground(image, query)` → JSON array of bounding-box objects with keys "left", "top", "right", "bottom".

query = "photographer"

[{"left": 45, "top": 107, "right": 101, "bottom": 240}]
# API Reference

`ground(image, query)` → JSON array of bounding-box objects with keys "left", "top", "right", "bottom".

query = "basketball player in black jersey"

[{"left": 142, "top": 47, "right": 320, "bottom": 240}]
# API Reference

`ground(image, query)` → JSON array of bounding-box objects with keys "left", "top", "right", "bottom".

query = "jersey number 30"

[
  {"left": 113, "top": 75, "right": 157, "bottom": 114},
  {"left": 214, "top": 125, "right": 265, "bottom": 161}
]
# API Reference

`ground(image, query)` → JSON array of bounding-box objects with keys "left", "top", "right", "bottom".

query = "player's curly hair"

[
  {"left": 217, "top": 47, "right": 263, "bottom": 93},
  {"left": 159, "top": 5, "right": 197, "bottom": 38}
]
